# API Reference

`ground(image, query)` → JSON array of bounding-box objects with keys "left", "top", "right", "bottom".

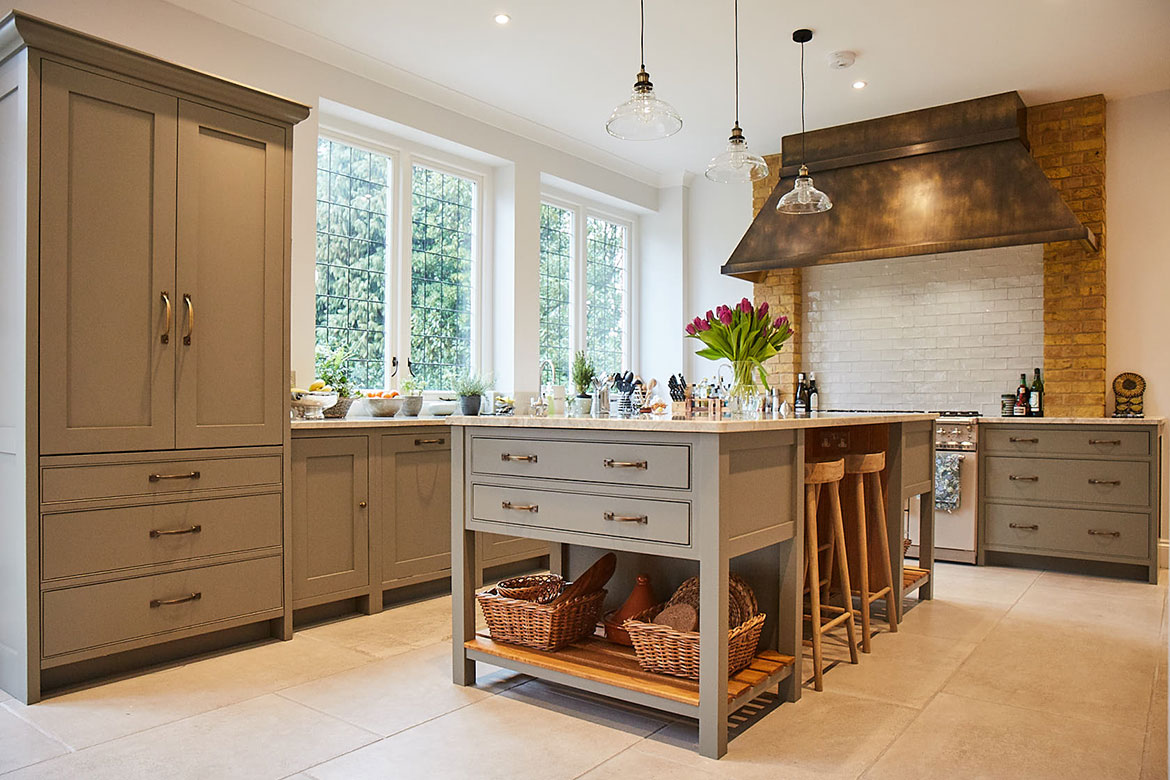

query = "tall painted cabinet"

[{"left": 0, "top": 13, "right": 309, "bottom": 702}]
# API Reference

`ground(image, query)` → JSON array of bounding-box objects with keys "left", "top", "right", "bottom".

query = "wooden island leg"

[{"left": 917, "top": 491, "right": 935, "bottom": 601}]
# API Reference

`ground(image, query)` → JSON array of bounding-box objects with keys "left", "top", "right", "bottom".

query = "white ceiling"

[{"left": 165, "top": 0, "right": 1170, "bottom": 185}]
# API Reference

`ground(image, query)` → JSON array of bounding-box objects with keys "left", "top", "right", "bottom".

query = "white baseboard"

[{"left": 1159, "top": 538, "right": 1168, "bottom": 569}]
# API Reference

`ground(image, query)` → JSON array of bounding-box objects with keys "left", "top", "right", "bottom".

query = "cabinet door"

[
  {"left": 39, "top": 62, "right": 178, "bottom": 454},
  {"left": 291, "top": 436, "right": 369, "bottom": 604},
  {"left": 175, "top": 101, "right": 285, "bottom": 448},
  {"left": 379, "top": 434, "right": 451, "bottom": 586}
]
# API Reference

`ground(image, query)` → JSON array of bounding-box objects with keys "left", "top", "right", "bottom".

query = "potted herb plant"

[
  {"left": 315, "top": 346, "right": 358, "bottom": 418},
  {"left": 399, "top": 376, "right": 425, "bottom": 417},
  {"left": 571, "top": 351, "right": 596, "bottom": 416},
  {"left": 453, "top": 372, "right": 493, "bottom": 416}
]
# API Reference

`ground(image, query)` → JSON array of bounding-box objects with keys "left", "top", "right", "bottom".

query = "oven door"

[{"left": 908, "top": 451, "right": 978, "bottom": 563}]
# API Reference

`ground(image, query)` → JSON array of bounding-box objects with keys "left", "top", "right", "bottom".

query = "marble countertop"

[
  {"left": 445, "top": 412, "right": 937, "bottom": 433},
  {"left": 291, "top": 415, "right": 452, "bottom": 429},
  {"left": 978, "top": 416, "right": 1165, "bottom": 427}
]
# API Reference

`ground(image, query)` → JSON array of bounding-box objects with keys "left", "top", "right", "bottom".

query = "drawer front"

[
  {"left": 984, "top": 503, "right": 1149, "bottom": 560},
  {"left": 42, "top": 555, "right": 282, "bottom": 658},
  {"left": 42, "top": 493, "right": 282, "bottom": 580},
  {"left": 982, "top": 427, "right": 1150, "bottom": 458},
  {"left": 471, "top": 484, "right": 690, "bottom": 546},
  {"left": 984, "top": 456, "right": 1149, "bottom": 508},
  {"left": 470, "top": 436, "right": 690, "bottom": 490},
  {"left": 42, "top": 454, "right": 282, "bottom": 503}
]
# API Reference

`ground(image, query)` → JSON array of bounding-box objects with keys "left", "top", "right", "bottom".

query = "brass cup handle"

[
  {"left": 1088, "top": 479, "right": 1121, "bottom": 485},
  {"left": 1088, "top": 529, "right": 1121, "bottom": 537},
  {"left": 161, "top": 291, "right": 172, "bottom": 344},
  {"left": 603, "top": 459, "right": 648, "bottom": 470},
  {"left": 182, "top": 293, "right": 194, "bottom": 345},
  {"left": 149, "top": 471, "right": 201, "bottom": 483},
  {"left": 415, "top": 438, "right": 445, "bottom": 446},
  {"left": 150, "top": 592, "right": 201, "bottom": 608},
  {"left": 149, "top": 524, "right": 202, "bottom": 538},
  {"left": 501, "top": 501, "right": 538, "bottom": 513},
  {"left": 1008, "top": 475, "right": 1039, "bottom": 482},
  {"left": 604, "top": 512, "right": 648, "bottom": 524},
  {"left": 1088, "top": 439, "right": 1121, "bottom": 446},
  {"left": 1009, "top": 523, "right": 1039, "bottom": 530},
  {"left": 501, "top": 453, "right": 538, "bottom": 463},
  {"left": 1009, "top": 437, "right": 1039, "bottom": 444}
]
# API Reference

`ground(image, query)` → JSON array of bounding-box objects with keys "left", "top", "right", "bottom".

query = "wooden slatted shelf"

[
  {"left": 466, "top": 633, "right": 794, "bottom": 709},
  {"left": 902, "top": 565, "right": 930, "bottom": 597}
]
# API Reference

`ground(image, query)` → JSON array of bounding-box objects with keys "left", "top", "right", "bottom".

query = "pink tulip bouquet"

[{"left": 685, "top": 298, "right": 794, "bottom": 398}]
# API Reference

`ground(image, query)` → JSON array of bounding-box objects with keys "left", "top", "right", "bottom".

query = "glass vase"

[{"left": 727, "top": 360, "right": 760, "bottom": 420}]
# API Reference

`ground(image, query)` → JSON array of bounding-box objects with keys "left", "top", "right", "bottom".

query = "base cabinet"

[{"left": 378, "top": 433, "right": 452, "bottom": 588}]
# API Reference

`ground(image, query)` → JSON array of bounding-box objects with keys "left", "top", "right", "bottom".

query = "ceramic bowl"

[
  {"left": 366, "top": 396, "right": 403, "bottom": 417},
  {"left": 400, "top": 395, "right": 424, "bottom": 416},
  {"left": 290, "top": 390, "right": 339, "bottom": 420}
]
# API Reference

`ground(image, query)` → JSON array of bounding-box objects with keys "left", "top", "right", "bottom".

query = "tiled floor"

[{"left": 1, "top": 563, "right": 1165, "bottom": 779}]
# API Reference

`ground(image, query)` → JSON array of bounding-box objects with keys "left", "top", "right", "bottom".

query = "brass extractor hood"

[{"left": 722, "top": 92, "right": 1098, "bottom": 281}]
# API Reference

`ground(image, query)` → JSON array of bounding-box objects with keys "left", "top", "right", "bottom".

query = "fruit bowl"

[
  {"left": 291, "top": 390, "right": 339, "bottom": 420},
  {"left": 367, "top": 396, "right": 403, "bottom": 417}
]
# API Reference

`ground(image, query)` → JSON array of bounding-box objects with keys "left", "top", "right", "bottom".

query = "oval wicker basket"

[
  {"left": 495, "top": 574, "right": 564, "bottom": 604},
  {"left": 624, "top": 604, "right": 766, "bottom": 680},
  {"left": 477, "top": 587, "right": 605, "bottom": 651}
]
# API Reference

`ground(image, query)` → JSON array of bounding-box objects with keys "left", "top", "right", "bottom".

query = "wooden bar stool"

[
  {"left": 803, "top": 458, "right": 860, "bottom": 691},
  {"left": 844, "top": 452, "right": 899, "bottom": 653}
]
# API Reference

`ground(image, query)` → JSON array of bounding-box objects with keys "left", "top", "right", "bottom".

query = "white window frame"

[
  {"left": 316, "top": 122, "right": 493, "bottom": 391},
  {"left": 540, "top": 190, "right": 638, "bottom": 373}
]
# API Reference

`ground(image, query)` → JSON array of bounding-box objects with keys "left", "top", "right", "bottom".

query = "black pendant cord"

[
  {"left": 640, "top": 0, "right": 646, "bottom": 70},
  {"left": 800, "top": 39, "right": 806, "bottom": 167},
  {"left": 733, "top": 0, "right": 739, "bottom": 126}
]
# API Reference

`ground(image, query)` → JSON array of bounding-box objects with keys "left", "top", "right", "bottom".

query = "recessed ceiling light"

[
  {"left": 494, "top": 13, "right": 510, "bottom": 25},
  {"left": 852, "top": 80, "right": 867, "bottom": 90}
]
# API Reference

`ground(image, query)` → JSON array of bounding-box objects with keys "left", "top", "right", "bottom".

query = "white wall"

[
  {"left": 803, "top": 247, "right": 1045, "bottom": 415},
  {"left": 1106, "top": 90, "right": 1170, "bottom": 545},
  {"left": 638, "top": 182, "right": 689, "bottom": 386}
]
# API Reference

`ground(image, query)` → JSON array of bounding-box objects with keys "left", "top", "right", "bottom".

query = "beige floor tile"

[
  {"left": 928, "top": 562, "right": 1040, "bottom": 606},
  {"left": 304, "top": 692, "right": 644, "bottom": 780},
  {"left": 5, "top": 694, "right": 377, "bottom": 780},
  {"left": 0, "top": 687, "right": 12, "bottom": 703},
  {"left": 278, "top": 641, "right": 522, "bottom": 736},
  {"left": 1036, "top": 570, "right": 1168, "bottom": 603},
  {"left": 578, "top": 745, "right": 724, "bottom": 779},
  {"left": 297, "top": 611, "right": 422, "bottom": 659},
  {"left": 944, "top": 614, "right": 1159, "bottom": 730},
  {"left": 4, "top": 636, "right": 371, "bottom": 750},
  {"left": 864, "top": 692, "right": 1145, "bottom": 780},
  {"left": 638, "top": 690, "right": 919, "bottom": 780},
  {"left": 1143, "top": 674, "right": 1168, "bottom": 780},
  {"left": 0, "top": 706, "right": 70, "bottom": 774},
  {"left": 1009, "top": 581, "right": 1166, "bottom": 642},
  {"left": 896, "top": 596, "right": 1008, "bottom": 644}
]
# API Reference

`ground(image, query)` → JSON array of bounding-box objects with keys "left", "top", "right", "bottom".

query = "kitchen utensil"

[
  {"left": 550, "top": 552, "right": 617, "bottom": 606},
  {"left": 604, "top": 574, "right": 656, "bottom": 645}
]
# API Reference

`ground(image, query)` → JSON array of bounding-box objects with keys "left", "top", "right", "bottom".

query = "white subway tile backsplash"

[{"left": 800, "top": 245, "right": 1044, "bottom": 416}]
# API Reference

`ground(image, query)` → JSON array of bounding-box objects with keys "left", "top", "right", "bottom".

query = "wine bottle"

[
  {"left": 808, "top": 373, "right": 820, "bottom": 417},
  {"left": 794, "top": 372, "right": 808, "bottom": 418},
  {"left": 1016, "top": 373, "right": 1029, "bottom": 416},
  {"left": 1029, "top": 368, "right": 1044, "bottom": 418}
]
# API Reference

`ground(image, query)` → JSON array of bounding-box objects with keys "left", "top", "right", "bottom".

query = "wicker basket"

[
  {"left": 477, "top": 588, "right": 606, "bottom": 651},
  {"left": 624, "top": 604, "right": 766, "bottom": 680},
  {"left": 496, "top": 574, "right": 564, "bottom": 604}
]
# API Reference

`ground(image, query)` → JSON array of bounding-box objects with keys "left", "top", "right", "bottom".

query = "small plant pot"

[
  {"left": 401, "top": 395, "right": 424, "bottom": 416},
  {"left": 322, "top": 396, "right": 355, "bottom": 419},
  {"left": 574, "top": 394, "right": 592, "bottom": 416},
  {"left": 459, "top": 394, "right": 482, "bottom": 416}
]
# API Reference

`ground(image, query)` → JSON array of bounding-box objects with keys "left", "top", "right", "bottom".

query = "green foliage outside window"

[
  {"left": 539, "top": 203, "right": 573, "bottom": 383},
  {"left": 585, "top": 216, "right": 628, "bottom": 377}
]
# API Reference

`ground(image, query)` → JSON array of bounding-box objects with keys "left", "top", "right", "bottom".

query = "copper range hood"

[{"left": 722, "top": 91, "right": 1098, "bottom": 281}]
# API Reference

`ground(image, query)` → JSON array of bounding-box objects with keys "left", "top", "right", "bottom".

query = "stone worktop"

[
  {"left": 291, "top": 415, "right": 451, "bottom": 429},
  {"left": 978, "top": 416, "right": 1164, "bottom": 427},
  {"left": 447, "top": 411, "right": 936, "bottom": 433}
]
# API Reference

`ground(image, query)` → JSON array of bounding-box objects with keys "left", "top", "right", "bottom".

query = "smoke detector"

[{"left": 827, "top": 50, "right": 856, "bottom": 69}]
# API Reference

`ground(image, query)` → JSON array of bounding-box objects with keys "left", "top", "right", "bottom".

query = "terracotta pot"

[{"left": 604, "top": 574, "right": 656, "bottom": 646}]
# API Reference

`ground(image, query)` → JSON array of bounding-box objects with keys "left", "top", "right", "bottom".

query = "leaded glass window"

[
  {"left": 585, "top": 216, "right": 628, "bottom": 376},
  {"left": 539, "top": 203, "right": 573, "bottom": 383}
]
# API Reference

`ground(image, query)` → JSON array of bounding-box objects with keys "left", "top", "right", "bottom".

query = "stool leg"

[
  {"left": 805, "top": 483, "right": 824, "bottom": 692},
  {"left": 869, "top": 472, "right": 899, "bottom": 630},
  {"left": 852, "top": 473, "right": 872, "bottom": 653},
  {"left": 827, "top": 480, "right": 860, "bottom": 665},
  {"left": 821, "top": 509, "right": 835, "bottom": 605}
]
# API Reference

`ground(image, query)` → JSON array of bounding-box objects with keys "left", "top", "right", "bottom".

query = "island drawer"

[
  {"left": 982, "top": 427, "right": 1150, "bottom": 458},
  {"left": 41, "top": 493, "right": 283, "bottom": 581},
  {"left": 984, "top": 503, "right": 1149, "bottom": 560},
  {"left": 41, "top": 555, "right": 283, "bottom": 659},
  {"left": 42, "top": 453, "right": 283, "bottom": 504},
  {"left": 470, "top": 436, "right": 690, "bottom": 490},
  {"left": 471, "top": 484, "right": 690, "bottom": 546},
  {"left": 983, "top": 456, "right": 1149, "bottom": 508}
]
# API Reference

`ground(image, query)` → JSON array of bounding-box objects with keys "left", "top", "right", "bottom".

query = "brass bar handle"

[
  {"left": 160, "top": 292, "right": 172, "bottom": 344},
  {"left": 148, "top": 471, "right": 201, "bottom": 483},
  {"left": 182, "top": 293, "right": 194, "bottom": 345},
  {"left": 1008, "top": 475, "right": 1039, "bottom": 482},
  {"left": 603, "top": 458, "right": 648, "bottom": 470},
  {"left": 149, "top": 524, "right": 202, "bottom": 538},
  {"left": 604, "top": 511, "right": 648, "bottom": 524},
  {"left": 1088, "top": 439, "right": 1122, "bottom": 446},
  {"left": 1009, "top": 523, "right": 1039, "bottom": 530},
  {"left": 1088, "top": 529, "right": 1121, "bottom": 537},
  {"left": 415, "top": 438, "right": 446, "bottom": 446},
  {"left": 1009, "top": 437, "right": 1039, "bottom": 444},
  {"left": 1088, "top": 479, "right": 1121, "bottom": 485},
  {"left": 501, "top": 501, "right": 538, "bottom": 513},
  {"left": 501, "top": 453, "right": 538, "bottom": 463},
  {"left": 150, "top": 592, "right": 201, "bottom": 608}
]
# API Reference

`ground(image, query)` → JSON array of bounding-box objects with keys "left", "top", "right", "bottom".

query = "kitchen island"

[{"left": 450, "top": 413, "right": 936, "bottom": 758}]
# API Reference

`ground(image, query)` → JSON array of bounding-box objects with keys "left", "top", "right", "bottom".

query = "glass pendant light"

[
  {"left": 705, "top": 0, "right": 769, "bottom": 182},
  {"left": 605, "top": 0, "right": 682, "bottom": 141},
  {"left": 777, "top": 29, "right": 832, "bottom": 214}
]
